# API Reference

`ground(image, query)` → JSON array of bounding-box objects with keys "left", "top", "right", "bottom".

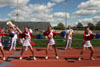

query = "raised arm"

[
  {"left": 30, "top": 33, "right": 37, "bottom": 37},
  {"left": 0, "top": 33, "right": 9, "bottom": 36}
]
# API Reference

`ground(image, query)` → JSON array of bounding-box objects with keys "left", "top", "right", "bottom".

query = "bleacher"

[{"left": 0, "top": 21, "right": 51, "bottom": 32}]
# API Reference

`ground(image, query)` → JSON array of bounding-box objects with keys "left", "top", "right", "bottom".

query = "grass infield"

[{"left": 15, "top": 34, "right": 100, "bottom": 48}]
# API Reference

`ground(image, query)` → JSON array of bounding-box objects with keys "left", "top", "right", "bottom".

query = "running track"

[{"left": 0, "top": 47, "right": 100, "bottom": 67}]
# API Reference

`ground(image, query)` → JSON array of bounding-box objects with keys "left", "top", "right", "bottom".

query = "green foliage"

[
  {"left": 54, "top": 23, "right": 65, "bottom": 30},
  {"left": 88, "top": 22, "right": 95, "bottom": 30},
  {"left": 96, "top": 21, "right": 100, "bottom": 30},
  {"left": 77, "top": 22, "right": 83, "bottom": 28}
]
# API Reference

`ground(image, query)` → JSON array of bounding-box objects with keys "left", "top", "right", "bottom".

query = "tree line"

[{"left": 53, "top": 21, "right": 100, "bottom": 30}]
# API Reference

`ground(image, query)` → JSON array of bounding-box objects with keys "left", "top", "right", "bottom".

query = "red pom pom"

[{"left": 30, "top": 41, "right": 36, "bottom": 45}]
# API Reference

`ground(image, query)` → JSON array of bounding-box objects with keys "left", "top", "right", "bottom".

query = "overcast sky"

[{"left": 0, "top": 0, "right": 100, "bottom": 26}]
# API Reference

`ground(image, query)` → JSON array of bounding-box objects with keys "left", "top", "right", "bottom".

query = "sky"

[{"left": 0, "top": 0, "right": 100, "bottom": 26}]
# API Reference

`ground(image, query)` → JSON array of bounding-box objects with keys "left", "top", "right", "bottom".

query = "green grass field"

[{"left": 16, "top": 34, "right": 100, "bottom": 48}]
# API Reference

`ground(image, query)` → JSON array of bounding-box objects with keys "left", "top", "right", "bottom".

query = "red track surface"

[{"left": 0, "top": 47, "right": 100, "bottom": 67}]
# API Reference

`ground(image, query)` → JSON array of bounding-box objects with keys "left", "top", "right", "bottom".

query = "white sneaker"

[
  {"left": 90, "top": 57, "right": 95, "bottom": 60},
  {"left": 3, "top": 57, "right": 6, "bottom": 61},
  {"left": 13, "top": 48, "right": 16, "bottom": 51},
  {"left": 45, "top": 56, "right": 48, "bottom": 60},
  {"left": 19, "top": 57, "right": 22, "bottom": 60},
  {"left": 56, "top": 56, "right": 59, "bottom": 59},
  {"left": 78, "top": 57, "right": 81, "bottom": 61},
  {"left": 33, "top": 56, "right": 36, "bottom": 60}
]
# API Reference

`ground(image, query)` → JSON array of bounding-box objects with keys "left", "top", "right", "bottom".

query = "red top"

[
  {"left": 18, "top": 32, "right": 37, "bottom": 38},
  {"left": 83, "top": 33, "right": 95, "bottom": 41},
  {"left": 43, "top": 30, "right": 60, "bottom": 36}
]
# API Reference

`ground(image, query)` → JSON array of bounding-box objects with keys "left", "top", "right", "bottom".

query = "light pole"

[
  {"left": 16, "top": 0, "right": 19, "bottom": 22},
  {"left": 65, "top": 0, "right": 68, "bottom": 28}
]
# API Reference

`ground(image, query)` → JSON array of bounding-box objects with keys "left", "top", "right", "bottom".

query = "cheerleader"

[
  {"left": 19, "top": 26, "right": 36, "bottom": 60},
  {"left": 8, "top": 28, "right": 17, "bottom": 51},
  {"left": 25, "top": 27, "right": 33, "bottom": 51},
  {"left": 45, "top": 26, "right": 59, "bottom": 60},
  {"left": 0, "top": 27, "right": 5, "bottom": 41},
  {"left": 0, "top": 30, "right": 8, "bottom": 60},
  {"left": 65, "top": 25, "right": 73, "bottom": 49},
  {"left": 78, "top": 27, "right": 95, "bottom": 60}
]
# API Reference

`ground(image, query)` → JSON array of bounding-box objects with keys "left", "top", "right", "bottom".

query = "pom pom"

[
  {"left": 30, "top": 41, "right": 36, "bottom": 45},
  {"left": 60, "top": 31, "right": 66, "bottom": 37},
  {"left": 95, "top": 33, "right": 100, "bottom": 39},
  {"left": 37, "top": 34, "right": 42, "bottom": 39},
  {"left": 9, "top": 33, "right": 14, "bottom": 37}
]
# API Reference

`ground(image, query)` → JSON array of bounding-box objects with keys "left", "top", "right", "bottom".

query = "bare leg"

[
  {"left": 0, "top": 46, "right": 5, "bottom": 57},
  {"left": 29, "top": 45, "right": 36, "bottom": 60},
  {"left": 45, "top": 45, "right": 49, "bottom": 59},
  {"left": 78, "top": 47, "right": 86, "bottom": 60},
  {"left": 53, "top": 45, "right": 59, "bottom": 59},
  {"left": 89, "top": 47, "right": 95, "bottom": 60},
  {"left": 0, "top": 46, "right": 5, "bottom": 60},
  {"left": 19, "top": 46, "right": 25, "bottom": 60},
  {"left": 53, "top": 45, "right": 58, "bottom": 56},
  {"left": 28, "top": 45, "right": 34, "bottom": 56}
]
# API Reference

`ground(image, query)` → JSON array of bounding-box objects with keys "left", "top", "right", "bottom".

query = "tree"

[
  {"left": 96, "top": 21, "right": 100, "bottom": 30},
  {"left": 77, "top": 22, "right": 83, "bottom": 28},
  {"left": 56, "top": 23, "right": 65, "bottom": 30},
  {"left": 88, "top": 23, "right": 95, "bottom": 30},
  {"left": 53, "top": 26, "right": 57, "bottom": 29}
]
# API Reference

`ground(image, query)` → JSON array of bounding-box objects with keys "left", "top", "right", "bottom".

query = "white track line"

[
  {"left": 2, "top": 54, "right": 100, "bottom": 56},
  {"left": 82, "top": 66, "right": 100, "bottom": 67}
]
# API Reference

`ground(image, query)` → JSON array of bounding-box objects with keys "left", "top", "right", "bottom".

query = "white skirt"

[
  {"left": 83, "top": 41, "right": 92, "bottom": 47},
  {"left": 48, "top": 39, "right": 56, "bottom": 45},
  {"left": 0, "top": 42, "right": 2, "bottom": 46},
  {"left": 23, "top": 40, "right": 31, "bottom": 46}
]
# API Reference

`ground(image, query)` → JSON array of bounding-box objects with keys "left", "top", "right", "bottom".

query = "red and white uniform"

[
  {"left": 0, "top": 35, "right": 3, "bottom": 46},
  {"left": 12, "top": 31, "right": 17, "bottom": 39},
  {"left": 22, "top": 32, "right": 36, "bottom": 46},
  {"left": 10, "top": 31, "right": 17, "bottom": 51},
  {"left": 47, "top": 32, "right": 56, "bottom": 45},
  {"left": 66, "top": 29, "right": 73, "bottom": 40},
  {"left": 0, "top": 33, "right": 8, "bottom": 46},
  {"left": 23, "top": 32, "right": 31, "bottom": 46},
  {"left": 65, "top": 29, "right": 73, "bottom": 49},
  {"left": 83, "top": 32, "right": 92, "bottom": 47}
]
